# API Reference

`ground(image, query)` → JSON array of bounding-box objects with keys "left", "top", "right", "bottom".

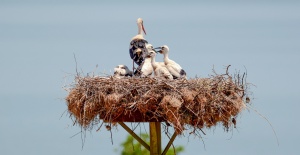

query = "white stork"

[
  {"left": 134, "top": 44, "right": 155, "bottom": 77},
  {"left": 148, "top": 50, "right": 173, "bottom": 80},
  {"left": 113, "top": 65, "right": 133, "bottom": 78},
  {"left": 155, "top": 45, "right": 186, "bottom": 79},
  {"left": 129, "top": 18, "right": 148, "bottom": 67}
]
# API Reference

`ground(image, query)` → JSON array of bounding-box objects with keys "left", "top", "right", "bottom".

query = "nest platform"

[{"left": 65, "top": 71, "right": 248, "bottom": 134}]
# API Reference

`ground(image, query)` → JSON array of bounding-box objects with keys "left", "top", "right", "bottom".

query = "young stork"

[
  {"left": 134, "top": 44, "right": 155, "bottom": 77},
  {"left": 113, "top": 65, "right": 133, "bottom": 78},
  {"left": 148, "top": 50, "right": 173, "bottom": 80},
  {"left": 129, "top": 18, "right": 148, "bottom": 66},
  {"left": 156, "top": 45, "right": 187, "bottom": 79}
]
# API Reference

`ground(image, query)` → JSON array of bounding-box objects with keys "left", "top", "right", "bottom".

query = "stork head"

[
  {"left": 154, "top": 45, "right": 169, "bottom": 54},
  {"left": 146, "top": 44, "right": 157, "bottom": 53},
  {"left": 137, "top": 18, "right": 143, "bottom": 24},
  {"left": 148, "top": 50, "right": 156, "bottom": 58},
  {"left": 137, "top": 18, "right": 146, "bottom": 35},
  {"left": 134, "top": 48, "right": 142, "bottom": 55},
  {"left": 146, "top": 44, "right": 153, "bottom": 50},
  {"left": 114, "top": 65, "right": 132, "bottom": 77}
]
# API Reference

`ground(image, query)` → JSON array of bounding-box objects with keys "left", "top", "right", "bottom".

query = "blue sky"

[{"left": 1, "top": 0, "right": 300, "bottom": 154}]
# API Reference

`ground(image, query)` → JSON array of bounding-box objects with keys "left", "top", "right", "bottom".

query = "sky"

[{"left": 1, "top": 0, "right": 300, "bottom": 154}]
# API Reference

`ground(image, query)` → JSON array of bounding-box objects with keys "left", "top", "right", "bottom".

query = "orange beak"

[{"left": 142, "top": 23, "right": 146, "bottom": 35}]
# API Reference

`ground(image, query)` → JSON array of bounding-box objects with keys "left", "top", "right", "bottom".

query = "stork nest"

[{"left": 65, "top": 69, "right": 249, "bottom": 134}]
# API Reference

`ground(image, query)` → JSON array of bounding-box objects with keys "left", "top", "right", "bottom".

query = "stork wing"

[
  {"left": 141, "top": 62, "right": 153, "bottom": 77},
  {"left": 160, "top": 67, "right": 173, "bottom": 80},
  {"left": 157, "top": 62, "right": 166, "bottom": 67},
  {"left": 166, "top": 65, "right": 181, "bottom": 78},
  {"left": 129, "top": 39, "right": 148, "bottom": 65}
]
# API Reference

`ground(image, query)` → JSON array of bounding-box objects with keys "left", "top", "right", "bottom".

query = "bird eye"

[{"left": 121, "top": 67, "right": 126, "bottom": 69}]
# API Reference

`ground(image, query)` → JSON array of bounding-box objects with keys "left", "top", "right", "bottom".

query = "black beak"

[
  {"left": 154, "top": 47, "right": 162, "bottom": 53},
  {"left": 154, "top": 47, "right": 162, "bottom": 54}
]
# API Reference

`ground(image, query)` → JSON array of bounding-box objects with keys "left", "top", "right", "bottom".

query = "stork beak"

[
  {"left": 154, "top": 47, "right": 162, "bottom": 53},
  {"left": 142, "top": 23, "right": 146, "bottom": 35}
]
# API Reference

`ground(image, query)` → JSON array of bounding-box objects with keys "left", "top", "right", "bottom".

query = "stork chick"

[
  {"left": 156, "top": 45, "right": 186, "bottom": 79},
  {"left": 113, "top": 65, "right": 133, "bottom": 78},
  {"left": 134, "top": 44, "right": 156, "bottom": 77},
  {"left": 148, "top": 51, "right": 173, "bottom": 80}
]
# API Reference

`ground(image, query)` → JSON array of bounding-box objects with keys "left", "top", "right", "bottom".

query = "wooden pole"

[
  {"left": 118, "top": 122, "right": 150, "bottom": 151},
  {"left": 149, "top": 122, "right": 161, "bottom": 155},
  {"left": 161, "top": 132, "right": 177, "bottom": 155},
  {"left": 119, "top": 122, "right": 177, "bottom": 155}
]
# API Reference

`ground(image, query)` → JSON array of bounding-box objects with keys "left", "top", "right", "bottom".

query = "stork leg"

[{"left": 132, "top": 59, "right": 135, "bottom": 75}]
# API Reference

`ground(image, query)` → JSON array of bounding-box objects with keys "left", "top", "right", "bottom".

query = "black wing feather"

[
  {"left": 180, "top": 69, "right": 186, "bottom": 76},
  {"left": 129, "top": 39, "right": 148, "bottom": 66}
]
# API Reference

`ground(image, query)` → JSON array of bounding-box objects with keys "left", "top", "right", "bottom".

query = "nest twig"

[{"left": 65, "top": 68, "right": 249, "bottom": 134}]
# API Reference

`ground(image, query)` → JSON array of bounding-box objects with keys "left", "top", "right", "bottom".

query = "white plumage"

[
  {"left": 131, "top": 18, "right": 146, "bottom": 40},
  {"left": 140, "top": 56, "right": 153, "bottom": 77},
  {"left": 156, "top": 45, "right": 186, "bottom": 79},
  {"left": 134, "top": 44, "right": 155, "bottom": 77},
  {"left": 113, "top": 65, "right": 133, "bottom": 78},
  {"left": 148, "top": 50, "right": 173, "bottom": 80}
]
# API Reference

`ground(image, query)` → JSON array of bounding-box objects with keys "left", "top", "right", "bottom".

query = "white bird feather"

[
  {"left": 157, "top": 45, "right": 186, "bottom": 79},
  {"left": 113, "top": 65, "right": 133, "bottom": 78},
  {"left": 148, "top": 51, "right": 173, "bottom": 80}
]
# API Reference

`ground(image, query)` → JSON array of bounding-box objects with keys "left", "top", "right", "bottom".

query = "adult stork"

[
  {"left": 129, "top": 18, "right": 148, "bottom": 68},
  {"left": 155, "top": 45, "right": 186, "bottom": 79},
  {"left": 148, "top": 50, "right": 173, "bottom": 80}
]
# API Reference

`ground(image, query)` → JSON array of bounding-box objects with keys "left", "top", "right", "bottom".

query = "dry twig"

[{"left": 65, "top": 67, "right": 250, "bottom": 135}]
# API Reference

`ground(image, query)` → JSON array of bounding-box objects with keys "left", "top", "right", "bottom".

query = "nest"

[{"left": 65, "top": 70, "right": 249, "bottom": 134}]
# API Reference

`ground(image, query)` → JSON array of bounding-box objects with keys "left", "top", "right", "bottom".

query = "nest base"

[
  {"left": 100, "top": 111, "right": 164, "bottom": 122},
  {"left": 65, "top": 72, "right": 248, "bottom": 134}
]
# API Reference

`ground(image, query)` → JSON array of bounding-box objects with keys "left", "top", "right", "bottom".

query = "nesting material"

[{"left": 65, "top": 72, "right": 248, "bottom": 134}]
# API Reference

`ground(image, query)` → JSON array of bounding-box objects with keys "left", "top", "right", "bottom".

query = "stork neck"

[
  {"left": 163, "top": 52, "right": 170, "bottom": 62},
  {"left": 138, "top": 23, "right": 143, "bottom": 35},
  {"left": 151, "top": 56, "right": 158, "bottom": 69},
  {"left": 145, "top": 57, "right": 151, "bottom": 62}
]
